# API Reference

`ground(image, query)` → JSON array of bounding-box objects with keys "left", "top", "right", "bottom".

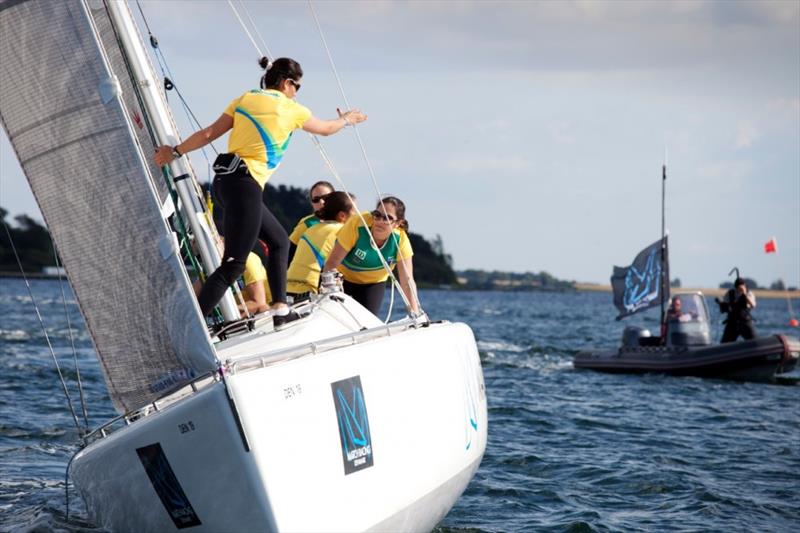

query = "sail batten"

[{"left": 0, "top": 0, "right": 216, "bottom": 413}]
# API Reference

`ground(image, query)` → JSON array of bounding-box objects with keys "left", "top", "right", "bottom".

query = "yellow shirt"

[
  {"left": 335, "top": 212, "right": 413, "bottom": 285},
  {"left": 223, "top": 90, "right": 312, "bottom": 188},
  {"left": 287, "top": 221, "right": 343, "bottom": 294},
  {"left": 243, "top": 252, "right": 272, "bottom": 302},
  {"left": 288, "top": 214, "right": 321, "bottom": 245}
]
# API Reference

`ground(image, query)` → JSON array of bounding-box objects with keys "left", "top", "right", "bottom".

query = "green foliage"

[
  {"left": 263, "top": 184, "right": 309, "bottom": 233},
  {"left": 769, "top": 279, "right": 785, "bottom": 291},
  {"left": 1, "top": 182, "right": 460, "bottom": 287},
  {"left": 719, "top": 277, "right": 760, "bottom": 290},
  {"left": 407, "top": 233, "right": 457, "bottom": 286},
  {"left": 0, "top": 208, "right": 55, "bottom": 271}
]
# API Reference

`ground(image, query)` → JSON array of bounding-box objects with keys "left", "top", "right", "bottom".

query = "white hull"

[{"left": 70, "top": 295, "right": 487, "bottom": 531}]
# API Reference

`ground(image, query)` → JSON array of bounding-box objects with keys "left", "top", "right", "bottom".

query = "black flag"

[{"left": 611, "top": 237, "right": 669, "bottom": 320}]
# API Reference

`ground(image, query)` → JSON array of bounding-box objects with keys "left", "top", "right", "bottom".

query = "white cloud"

[
  {"left": 695, "top": 159, "right": 754, "bottom": 189},
  {"left": 735, "top": 122, "right": 760, "bottom": 149},
  {"left": 548, "top": 120, "right": 577, "bottom": 145},
  {"left": 767, "top": 98, "right": 800, "bottom": 113}
]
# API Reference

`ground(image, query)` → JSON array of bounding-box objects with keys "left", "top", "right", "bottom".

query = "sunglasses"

[
  {"left": 372, "top": 210, "right": 397, "bottom": 223},
  {"left": 311, "top": 195, "right": 325, "bottom": 203},
  {"left": 286, "top": 79, "right": 301, "bottom": 92}
]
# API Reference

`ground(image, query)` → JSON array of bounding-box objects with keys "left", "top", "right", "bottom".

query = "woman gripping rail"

[{"left": 322, "top": 197, "right": 420, "bottom": 317}]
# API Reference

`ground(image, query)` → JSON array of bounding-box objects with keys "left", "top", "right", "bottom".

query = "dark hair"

[
  {"left": 259, "top": 57, "right": 303, "bottom": 90},
  {"left": 315, "top": 192, "right": 355, "bottom": 221},
  {"left": 376, "top": 196, "right": 409, "bottom": 232},
  {"left": 734, "top": 277, "right": 745, "bottom": 287},
  {"left": 309, "top": 181, "right": 335, "bottom": 198}
]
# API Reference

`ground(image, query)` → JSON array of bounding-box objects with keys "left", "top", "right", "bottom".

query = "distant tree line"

[
  {"left": 456, "top": 269, "right": 575, "bottom": 291},
  {"left": 0, "top": 208, "right": 55, "bottom": 271},
  {"left": 719, "top": 278, "right": 796, "bottom": 291}
]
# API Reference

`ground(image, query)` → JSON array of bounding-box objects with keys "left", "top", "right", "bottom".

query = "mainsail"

[
  {"left": 611, "top": 237, "right": 669, "bottom": 320},
  {"left": 0, "top": 0, "right": 216, "bottom": 412}
]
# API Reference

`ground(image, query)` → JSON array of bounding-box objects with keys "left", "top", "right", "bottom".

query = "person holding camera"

[{"left": 716, "top": 277, "right": 757, "bottom": 343}]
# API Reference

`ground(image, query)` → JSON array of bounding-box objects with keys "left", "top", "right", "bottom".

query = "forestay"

[{"left": 0, "top": 0, "right": 216, "bottom": 413}]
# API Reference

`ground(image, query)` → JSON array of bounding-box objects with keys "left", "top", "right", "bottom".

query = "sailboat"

[{"left": 0, "top": 1, "right": 487, "bottom": 531}]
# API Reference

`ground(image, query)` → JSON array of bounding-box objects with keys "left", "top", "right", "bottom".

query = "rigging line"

[
  {"left": 307, "top": 0, "right": 387, "bottom": 205},
  {"left": 223, "top": 0, "right": 411, "bottom": 310},
  {"left": 104, "top": 0, "right": 211, "bottom": 274},
  {"left": 227, "top": 0, "right": 265, "bottom": 58},
  {"left": 239, "top": 0, "right": 273, "bottom": 60},
  {"left": 307, "top": 2, "right": 422, "bottom": 314},
  {"left": 134, "top": 0, "right": 154, "bottom": 38},
  {"left": 101, "top": 0, "right": 158, "bottom": 146},
  {"left": 133, "top": 3, "right": 244, "bottom": 317},
  {"left": 115, "top": 0, "right": 224, "bottom": 267},
  {"left": 51, "top": 241, "right": 90, "bottom": 430},
  {"left": 225, "top": 1, "right": 417, "bottom": 313},
  {"left": 134, "top": 0, "right": 219, "bottom": 181},
  {"left": 1, "top": 221, "right": 83, "bottom": 436}
]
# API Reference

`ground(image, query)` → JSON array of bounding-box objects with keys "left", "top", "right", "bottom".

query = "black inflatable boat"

[{"left": 575, "top": 292, "right": 800, "bottom": 382}]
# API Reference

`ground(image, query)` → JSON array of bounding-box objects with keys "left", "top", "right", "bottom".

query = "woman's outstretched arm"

[{"left": 155, "top": 113, "right": 233, "bottom": 165}]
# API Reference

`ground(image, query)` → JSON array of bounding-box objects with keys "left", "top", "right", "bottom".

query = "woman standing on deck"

[
  {"left": 155, "top": 57, "right": 366, "bottom": 326},
  {"left": 322, "top": 197, "right": 419, "bottom": 317}
]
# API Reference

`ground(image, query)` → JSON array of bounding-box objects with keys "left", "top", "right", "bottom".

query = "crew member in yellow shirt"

[
  {"left": 155, "top": 57, "right": 367, "bottom": 328},
  {"left": 287, "top": 180, "right": 334, "bottom": 262},
  {"left": 322, "top": 197, "right": 419, "bottom": 317},
  {"left": 287, "top": 191, "right": 356, "bottom": 299}
]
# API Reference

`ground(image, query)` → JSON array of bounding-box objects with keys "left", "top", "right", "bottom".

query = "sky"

[{"left": 1, "top": 0, "right": 798, "bottom": 288}]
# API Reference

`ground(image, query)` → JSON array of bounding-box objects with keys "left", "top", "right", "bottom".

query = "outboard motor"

[
  {"left": 666, "top": 293, "right": 712, "bottom": 347},
  {"left": 622, "top": 326, "right": 652, "bottom": 347}
]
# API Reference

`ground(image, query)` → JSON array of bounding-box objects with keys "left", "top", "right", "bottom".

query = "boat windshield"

[
  {"left": 667, "top": 294, "right": 708, "bottom": 324},
  {"left": 666, "top": 293, "right": 712, "bottom": 347}
]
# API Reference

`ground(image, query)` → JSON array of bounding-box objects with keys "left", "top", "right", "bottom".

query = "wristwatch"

[{"left": 171, "top": 145, "right": 182, "bottom": 158}]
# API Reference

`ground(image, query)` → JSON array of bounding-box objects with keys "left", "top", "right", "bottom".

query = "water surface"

[{"left": 1, "top": 280, "right": 798, "bottom": 531}]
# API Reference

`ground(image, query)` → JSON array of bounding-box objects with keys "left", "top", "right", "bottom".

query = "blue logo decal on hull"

[
  {"left": 136, "top": 443, "right": 202, "bottom": 528},
  {"left": 331, "top": 375, "right": 374, "bottom": 475}
]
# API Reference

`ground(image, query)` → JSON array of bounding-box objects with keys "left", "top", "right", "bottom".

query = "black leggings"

[
  {"left": 343, "top": 280, "right": 386, "bottom": 317},
  {"left": 197, "top": 172, "right": 289, "bottom": 316}
]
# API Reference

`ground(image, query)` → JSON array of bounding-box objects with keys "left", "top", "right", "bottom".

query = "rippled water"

[{"left": 1, "top": 279, "right": 799, "bottom": 532}]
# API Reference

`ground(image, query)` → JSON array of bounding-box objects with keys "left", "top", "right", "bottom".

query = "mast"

[
  {"left": 660, "top": 152, "right": 667, "bottom": 339},
  {"left": 105, "top": 1, "right": 239, "bottom": 322}
]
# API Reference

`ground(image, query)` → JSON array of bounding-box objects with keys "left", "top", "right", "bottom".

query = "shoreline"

[
  {"left": 0, "top": 270, "right": 65, "bottom": 279},
  {"left": 4, "top": 271, "right": 798, "bottom": 300},
  {"left": 573, "top": 282, "right": 800, "bottom": 300}
]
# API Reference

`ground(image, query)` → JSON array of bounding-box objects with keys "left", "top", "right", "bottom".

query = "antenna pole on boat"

[
  {"left": 660, "top": 150, "right": 667, "bottom": 341},
  {"left": 104, "top": 1, "right": 240, "bottom": 322}
]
